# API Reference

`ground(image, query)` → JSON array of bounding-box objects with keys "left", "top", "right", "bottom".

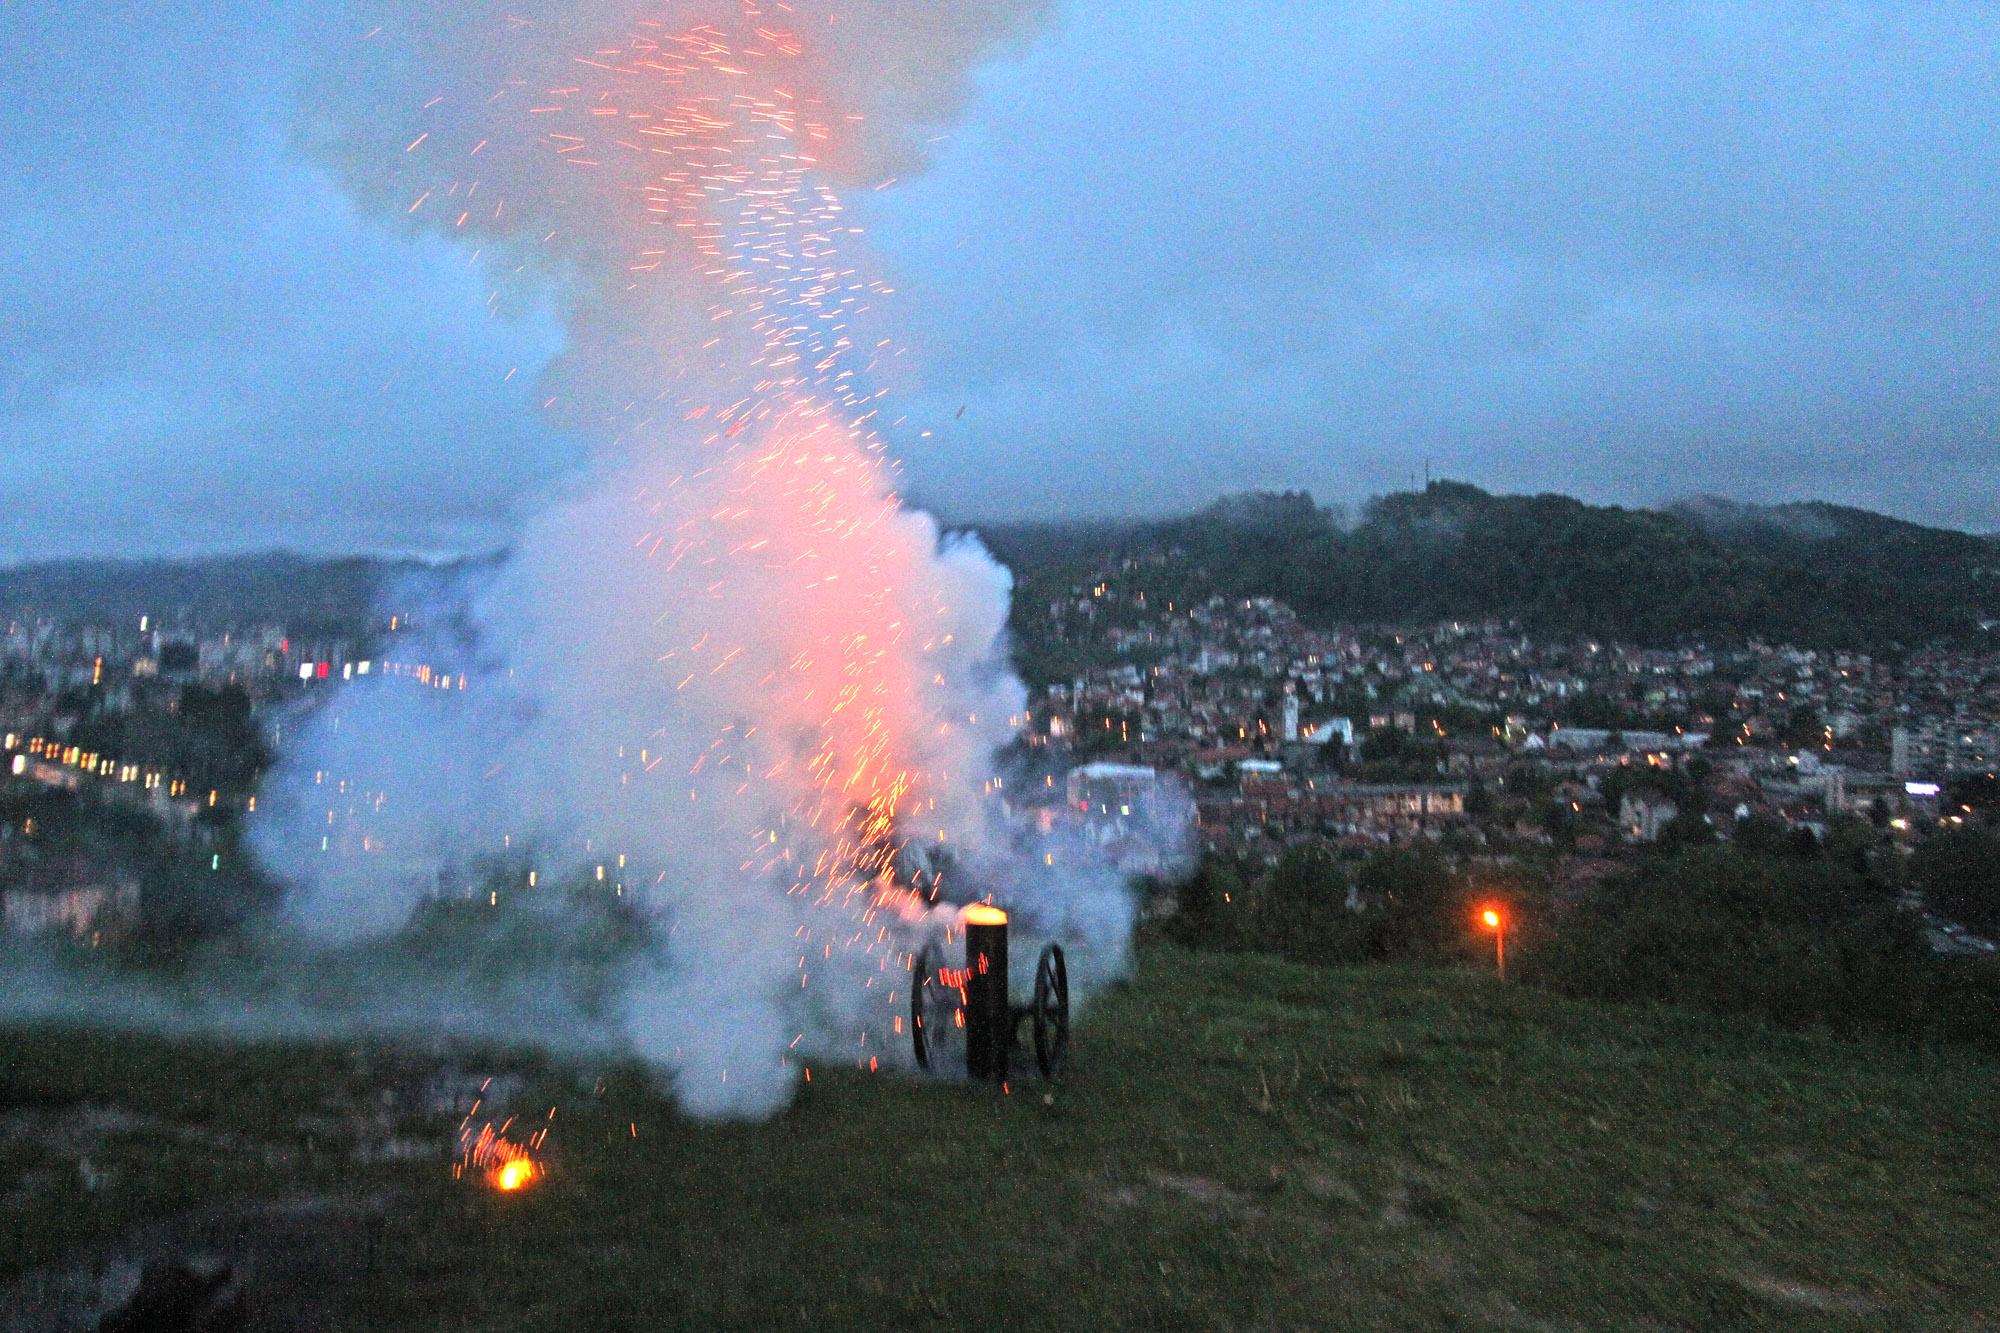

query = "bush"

[
  {"left": 1171, "top": 847, "right": 1495, "bottom": 968},
  {"left": 1519, "top": 846, "right": 1997, "bottom": 1051},
  {"left": 1168, "top": 838, "right": 1999, "bottom": 1054},
  {"left": 1909, "top": 826, "right": 2000, "bottom": 938},
  {"left": 1167, "top": 860, "right": 1255, "bottom": 951}
]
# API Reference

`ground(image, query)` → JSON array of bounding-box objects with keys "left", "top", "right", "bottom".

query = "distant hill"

[
  {"left": 977, "top": 483, "right": 2000, "bottom": 650},
  {"left": 0, "top": 552, "right": 424, "bottom": 636},
  {"left": 3, "top": 485, "right": 1991, "bottom": 651}
]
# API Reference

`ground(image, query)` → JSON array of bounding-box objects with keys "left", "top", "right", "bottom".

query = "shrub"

[
  {"left": 1519, "top": 847, "right": 1996, "bottom": 1050},
  {"left": 1908, "top": 826, "right": 2000, "bottom": 938}
]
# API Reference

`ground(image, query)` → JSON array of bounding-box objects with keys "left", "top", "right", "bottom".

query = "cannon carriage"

[{"left": 909, "top": 905, "right": 1070, "bottom": 1082}]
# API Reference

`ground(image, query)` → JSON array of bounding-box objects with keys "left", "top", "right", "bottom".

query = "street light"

[{"left": 1479, "top": 905, "right": 1506, "bottom": 981}]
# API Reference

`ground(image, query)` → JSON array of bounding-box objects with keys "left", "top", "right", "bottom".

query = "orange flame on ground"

[{"left": 490, "top": 1155, "right": 539, "bottom": 1192}]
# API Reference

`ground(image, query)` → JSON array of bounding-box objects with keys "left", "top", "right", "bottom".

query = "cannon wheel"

[
  {"left": 1032, "top": 943, "right": 1070, "bottom": 1079},
  {"left": 912, "top": 944, "right": 971, "bottom": 1077},
  {"left": 910, "top": 944, "right": 937, "bottom": 1071}
]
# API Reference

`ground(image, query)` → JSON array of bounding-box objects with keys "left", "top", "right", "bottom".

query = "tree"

[
  {"left": 1505, "top": 762, "right": 1556, "bottom": 802},
  {"left": 1518, "top": 845, "right": 1972, "bottom": 1046},
  {"left": 1463, "top": 779, "right": 1493, "bottom": 816},
  {"left": 1654, "top": 812, "right": 1717, "bottom": 849},
  {"left": 1780, "top": 703, "right": 1826, "bottom": 750},
  {"left": 1172, "top": 860, "right": 1249, "bottom": 949},
  {"left": 1356, "top": 727, "right": 1444, "bottom": 780},
  {"left": 1732, "top": 813, "right": 1793, "bottom": 856},
  {"left": 1909, "top": 828, "right": 2000, "bottom": 938},
  {"left": 1260, "top": 847, "right": 1352, "bottom": 962},
  {"left": 1538, "top": 799, "right": 1580, "bottom": 850},
  {"left": 1355, "top": 848, "right": 1463, "bottom": 958},
  {"left": 1822, "top": 816, "right": 1880, "bottom": 876}
]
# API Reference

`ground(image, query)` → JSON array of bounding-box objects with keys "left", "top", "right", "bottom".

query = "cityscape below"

[{"left": 4, "top": 484, "right": 1994, "bottom": 957}]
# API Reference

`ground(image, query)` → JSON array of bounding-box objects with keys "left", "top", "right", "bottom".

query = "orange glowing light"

[
  {"left": 962, "top": 904, "right": 1008, "bottom": 927},
  {"left": 491, "top": 1157, "right": 538, "bottom": 1192},
  {"left": 1481, "top": 908, "right": 1502, "bottom": 930}
]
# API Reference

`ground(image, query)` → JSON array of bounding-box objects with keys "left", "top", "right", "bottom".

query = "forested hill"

[
  {"left": 3, "top": 485, "right": 1993, "bottom": 650},
  {"left": 975, "top": 483, "right": 2000, "bottom": 650}
]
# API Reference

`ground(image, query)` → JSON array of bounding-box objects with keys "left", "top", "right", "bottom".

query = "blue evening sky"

[{"left": 2, "top": 2, "right": 1995, "bottom": 558}]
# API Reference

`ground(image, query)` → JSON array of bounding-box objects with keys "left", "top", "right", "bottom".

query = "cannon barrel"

[
  {"left": 912, "top": 905, "right": 1066, "bottom": 1082},
  {"left": 962, "top": 904, "right": 1010, "bottom": 1081}
]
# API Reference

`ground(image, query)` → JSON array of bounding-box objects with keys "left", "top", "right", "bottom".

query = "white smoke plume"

[{"left": 250, "top": 0, "right": 1184, "bottom": 1118}]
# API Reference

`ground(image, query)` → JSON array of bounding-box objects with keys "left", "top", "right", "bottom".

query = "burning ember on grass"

[
  {"left": 454, "top": 1081, "right": 550, "bottom": 1193},
  {"left": 456, "top": 1123, "right": 544, "bottom": 1195},
  {"left": 491, "top": 1155, "right": 539, "bottom": 1193}
]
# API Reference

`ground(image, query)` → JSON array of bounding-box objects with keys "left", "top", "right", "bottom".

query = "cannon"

[{"left": 909, "top": 905, "right": 1070, "bottom": 1081}]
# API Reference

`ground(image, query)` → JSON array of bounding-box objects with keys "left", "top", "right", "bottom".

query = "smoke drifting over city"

[{"left": 248, "top": 0, "right": 1178, "bottom": 1118}]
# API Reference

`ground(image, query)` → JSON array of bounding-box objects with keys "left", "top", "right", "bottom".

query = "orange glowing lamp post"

[{"left": 1480, "top": 905, "right": 1506, "bottom": 981}]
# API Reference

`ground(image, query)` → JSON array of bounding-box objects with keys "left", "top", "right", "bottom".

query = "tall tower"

[{"left": 1281, "top": 687, "right": 1300, "bottom": 744}]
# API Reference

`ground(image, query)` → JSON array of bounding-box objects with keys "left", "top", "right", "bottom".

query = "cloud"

[
  {"left": 861, "top": 0, "right": 2000, "bottom": 528},
  {"left": 0, "top": 1, "right": 572, "bottom": 559},
  {"left": 2, "top": 0, "right": 1997, "bottom": 554}
]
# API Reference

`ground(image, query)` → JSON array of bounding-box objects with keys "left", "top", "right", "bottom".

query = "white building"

[{"left": 1618, "top": 792, "right": 1681, "bottom": 843}]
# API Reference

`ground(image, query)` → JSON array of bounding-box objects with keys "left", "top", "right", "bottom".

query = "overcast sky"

[{"left": 2, "top": 2, "right": 1995, "bottom": 560}]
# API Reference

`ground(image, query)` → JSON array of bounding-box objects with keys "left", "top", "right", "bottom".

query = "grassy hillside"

[{"left": 5, "top": 948, "right": 1997, "bottom": 1329}]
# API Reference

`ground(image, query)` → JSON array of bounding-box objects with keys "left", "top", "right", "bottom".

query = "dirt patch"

[
  {"left": 2, "top": 1192, "right": 398, "bottom": 1333},
  {"left": 1378, "top": 1172, "right": 1463, "bottom": 1229},
  {"left": 1148, "top": 1171, "right": 1255, "bottom": 1209},
  {"left": 1297, "top": 1169, "right": 1365, "bottom": 1207},
  {"left": 1097, "top": 1170, "right": 1268, "bottom": 1217},
  {"left": 1, "top": 1105, "right": 161, "bottom": 1157},
  {"left": 1735, "top": 1271, "right": 1882, "bottom": 1316},
  {"left": 0, "top": 1104, "right": 299, "bottom": 1171}
]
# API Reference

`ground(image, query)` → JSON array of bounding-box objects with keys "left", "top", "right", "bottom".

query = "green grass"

[{"left": 4, "top": 946, "right": 1996, "bottom": 1329}]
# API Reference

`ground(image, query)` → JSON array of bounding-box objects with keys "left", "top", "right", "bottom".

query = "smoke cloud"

[{"left": 246, "top": 0, "right": 1178, "bottom": 1118}]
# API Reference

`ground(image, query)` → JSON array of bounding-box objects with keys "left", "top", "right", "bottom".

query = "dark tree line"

[{"left": 1163, "top": 828, "right": 2000, "bottom": 1054}]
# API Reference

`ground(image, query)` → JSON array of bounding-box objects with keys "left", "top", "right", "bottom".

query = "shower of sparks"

[
  {"left": 306, "top": 1, "right": 1041, "bottom": 1086},
  {"left": 455, "top": 1094, "right": 551, "bottom": 1193}
]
